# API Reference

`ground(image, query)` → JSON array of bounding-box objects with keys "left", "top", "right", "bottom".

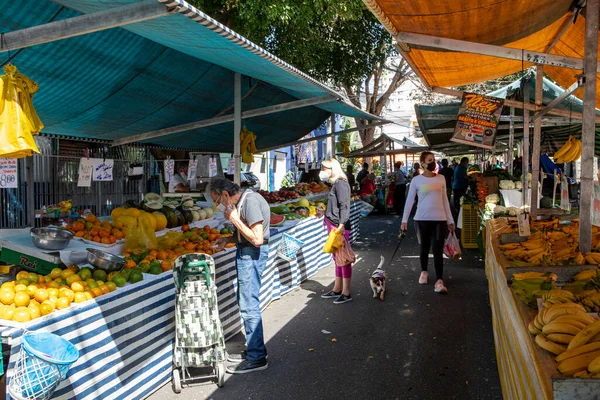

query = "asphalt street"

[{"left": 150, "top": 214, "right": 502, "bottom": 400}]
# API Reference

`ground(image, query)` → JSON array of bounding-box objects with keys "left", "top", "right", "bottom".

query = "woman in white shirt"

[{"left": 401, "top": 152, "right": 455, "bottom": 294}]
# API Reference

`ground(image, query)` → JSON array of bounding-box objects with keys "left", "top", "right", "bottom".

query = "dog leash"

[{"left": 388, "top": 230, "right": 406, "bottom": 267}]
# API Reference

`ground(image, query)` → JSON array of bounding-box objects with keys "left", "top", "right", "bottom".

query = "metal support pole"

[
  {"left": 26, "top": 157, "right": 34, "bottom": 227},
  {"left": 233, "top": 73, "right": 242, "bottom": 185},
  {"left": 579, "top": 0, "right": 599, "bottom": 253},
  {"left": 383, "top": 136, "right": 388, "bottom": 187},
  {"left": 329, "top": 114, "right": 336, "bottom": 159},
  {"left": 521, "top": 83, "right": 531, "bottom": 206},
  {"left": 531, "top": 65, "right": 544, "bottom": 217},
  {"left": 509, "top": 107, "right": 515, "bottom": 175}
]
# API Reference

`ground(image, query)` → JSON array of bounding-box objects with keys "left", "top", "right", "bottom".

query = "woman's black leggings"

[{"left": 415, "top": 220, "right": 448, "bottom": 281}]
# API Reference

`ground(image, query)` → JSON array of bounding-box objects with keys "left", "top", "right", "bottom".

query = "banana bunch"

[
  {"left": 579, "top": 292, "right": 600, "bottom": 313},
  {"left": 512, "top": 272, "right": 558, "bottom": 282},
  {"left": 585, "top": 253, "right": 600, "bottom": 265},
  {"left": 542, "top": 289, "right": 576, "bottom": 308},
  {"left": 530, "top": 303, "right": 595, "bottom": 361},
  {"left": 554, "top": 135, "right": 582, "bottom": 163},
  {"left": 500, "top": 237, "right": 551, "bottom": 265},
  {"left": 58, "top": 199, "right": 72, "bottom": 212},
  {"left": 574, "top": 269, "right": 599, "bottom": 281},
  {"left": 512, "top": 277, "right": 556, "bottom": 308},
  {"left": 240, "top": 127, "right": 257, "bottom": 164},
  {"left": 556, "top": 320, "right": 600, "bottom": 376}
]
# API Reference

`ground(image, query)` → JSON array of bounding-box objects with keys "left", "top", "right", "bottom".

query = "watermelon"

[
  {"left": 162, "top": 207, "right": 178, "bottom": 228},
  {"left": 270, "top": 213, "right": 285, "bottom": 226}
]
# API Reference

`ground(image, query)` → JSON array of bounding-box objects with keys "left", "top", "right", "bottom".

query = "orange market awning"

[{"left": 363, "top": 0, "right": 600, "bottom": 107}]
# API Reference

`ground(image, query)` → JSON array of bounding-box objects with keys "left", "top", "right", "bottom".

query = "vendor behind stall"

[{"left": 168, "top": 162, "right": 190, "bottom": 193}]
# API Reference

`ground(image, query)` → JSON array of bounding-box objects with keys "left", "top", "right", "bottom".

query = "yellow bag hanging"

[
  {"left": 0, "top": 64, "right": 43, "bottom": 158},
  {"left": 323, "top": 228, "right": 343, "bottom": 253}
]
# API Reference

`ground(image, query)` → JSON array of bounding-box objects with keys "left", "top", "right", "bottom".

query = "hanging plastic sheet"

[{"left": 0, "top": 64, "right": 43, "bottom": 158}]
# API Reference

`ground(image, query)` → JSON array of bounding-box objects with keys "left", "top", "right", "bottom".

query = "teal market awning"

[
  {"left": 415, "top": 73, "right": 600, "bottom": 156},
  {"left": 0, "top": 0, "right": 379, "bottom": 152}
]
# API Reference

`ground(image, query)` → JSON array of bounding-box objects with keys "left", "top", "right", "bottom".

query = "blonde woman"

[{"left": 319, "top": 158, "right": 353, "bottom": 304}]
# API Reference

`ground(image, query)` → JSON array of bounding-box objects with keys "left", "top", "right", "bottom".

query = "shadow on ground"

[{"left": 150, "top": 214, "right": 502, "bottom": 400}]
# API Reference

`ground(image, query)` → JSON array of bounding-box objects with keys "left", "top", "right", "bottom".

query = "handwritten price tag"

[
  {"left": 0, "top": 158, "right": 18, "bottom": 189},
  {"left": 92, "top": 159, "right": 114, "bottom": 181},
  {"left": 188, "top": 160, "right": 198, "bottom": 181},
  {"left": 164, "top": 159, "right": 174, "bottom": 182},
  {"left": 78, "top": 158, "right": 93, "bottom": 187}
]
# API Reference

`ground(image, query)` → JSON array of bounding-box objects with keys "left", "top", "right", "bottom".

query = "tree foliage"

[{"left": 189, "top": 0, "right": 410, "bottom": 146}]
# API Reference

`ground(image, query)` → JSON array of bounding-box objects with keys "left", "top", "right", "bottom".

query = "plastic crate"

[{"left": 461, "top": 204, "right": 481, "bottom": 249}]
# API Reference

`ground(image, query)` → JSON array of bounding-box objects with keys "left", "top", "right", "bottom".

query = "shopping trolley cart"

[{"left": 172, "top": 253, "right": 226, "bottom": 393}]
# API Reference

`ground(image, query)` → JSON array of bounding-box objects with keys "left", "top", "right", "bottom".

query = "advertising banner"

[{"left": 452, "top": 92, "right": 504, "bottom": 149}]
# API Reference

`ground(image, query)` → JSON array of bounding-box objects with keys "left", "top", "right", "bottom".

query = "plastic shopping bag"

[
  {"left": 323, "top": 228, "right": 343, "bottom": 253},
  {"left": 443, "top": 232, "right": 462, "bottom": 260},
  {"left": 335, "top": 236, "right": 356, "bottom": 266}
]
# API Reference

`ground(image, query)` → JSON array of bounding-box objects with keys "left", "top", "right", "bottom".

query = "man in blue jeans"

[{"left": 210, "top": 177, "right": 270, "bottom": 374}]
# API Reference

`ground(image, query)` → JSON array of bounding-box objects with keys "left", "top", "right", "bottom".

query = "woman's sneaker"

[
  {"left": 434, "top": 280, "right": 448, "bottom": 294},
  {"left": 333, "top": 294, "right": 353, "bottom": 304},
  {"left": 227, "top": 350, "right": 268, "bottom": 363},
  {"left": 321, "top": 290, "right": 341, "bottom": 299},
  {"left": 419, "top": 271, "right": 429, "bottom": 284}
]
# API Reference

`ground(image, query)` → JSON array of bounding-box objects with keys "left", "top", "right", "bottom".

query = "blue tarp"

[{"left": 0, "top": 0, "right": 377, "bottom": 152}]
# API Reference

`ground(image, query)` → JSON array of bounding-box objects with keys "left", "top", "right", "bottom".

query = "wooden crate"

[
  {"left": 461, "top": 204, "right": 481, "bottom": 249},
  {"left": 482, "top": 175, "right": 499, "bottom": 195}
]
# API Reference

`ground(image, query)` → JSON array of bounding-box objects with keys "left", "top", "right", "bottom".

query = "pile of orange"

[
  {"left": 0, "top": 267, "right": 118, "bottom": 323},
  {"left": 122, "top": 225, "right": 234, "bottom": 272},
  {"left": 65, "top": 214, "right": 125, "bottom": 244}
]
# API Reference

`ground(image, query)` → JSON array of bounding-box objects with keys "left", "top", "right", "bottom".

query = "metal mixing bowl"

[
  {"left": 86, "top": 248, "right": 125, "bottom": 272},
  {"left": 30, "top": 228, "right": 74, "bottom": 250}
]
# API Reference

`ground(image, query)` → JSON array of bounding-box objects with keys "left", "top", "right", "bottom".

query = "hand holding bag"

[
  {"left": 443, "top": 231, "right": 462, "bottom": 260},
  {"left": 323, "top": 228, "right": 344, "bottom": 253}
]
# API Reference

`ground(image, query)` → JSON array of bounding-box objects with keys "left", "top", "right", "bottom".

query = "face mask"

[
  {"left": 319, "top": 171, "right": 330, "bottom": 182},
  {"left": 426, "top": 162, "right": 436, "bottom": 172},
  {"left": 217, "top": 203, "right": 226, "bottom": 213}
]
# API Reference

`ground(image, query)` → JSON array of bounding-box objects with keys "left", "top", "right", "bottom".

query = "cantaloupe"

[{"left": 153, "top": 212, "right": 168, "bottom": 231}]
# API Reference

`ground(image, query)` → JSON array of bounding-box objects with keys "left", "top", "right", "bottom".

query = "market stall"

[
  {"left": 484, "top": 218, "right": 600, "bottom": 399},
  {"left": 0, "top": 198, "right": 365, "bottom": 399}
]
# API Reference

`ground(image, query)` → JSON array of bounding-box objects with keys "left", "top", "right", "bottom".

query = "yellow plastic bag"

[
  {"left": 323, "top": 228, "right": 343, "bottom": 253},
  {"left": 125, "top": 219, "right": 158, "bottom": 250},
  {"left": 0, "top": 64, "right": 43, "bottom": 158}
]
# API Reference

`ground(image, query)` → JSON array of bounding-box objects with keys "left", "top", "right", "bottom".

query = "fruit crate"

[{"left": 461, "top": 204, "right": 481, "bottom": 249}]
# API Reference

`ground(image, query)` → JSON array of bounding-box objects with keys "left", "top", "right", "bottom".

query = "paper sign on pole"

[
  {"left": 0, "top": 158, "right": 18, "bottom": 189},
  {"left": 451, "top": 92, "right": 504, "bottom": 150},
  {"left": 77, "top": 158, "right": 93, "bottom": 187},
  {"left": 187, "top": 159, "right": 198, "bottom": 181},
  {"left": 518, "top": 211, "right": 531, "bottom": 237},
  {"left": 560, "top": 175, "right": 571, "bottom": 212},
  {"left": 227, "top": 158, "right": 235, "bottom": 174},
  {"left": 208, "top": 157, "right": 218, "bottom": 177},
  {"left": 593, "top": 183, "right": 600, "bottom": 227},
  {"left": 92, "top": 159, "right": 114, "bottom": 181},
  {"left": 164, "top": 159, "right": 174, "bottom": 182}
]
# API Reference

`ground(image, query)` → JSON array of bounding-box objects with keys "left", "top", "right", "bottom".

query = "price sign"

[
  {"left": 92, "top": 159, "right": 114, "bottom": 181},
  {"left": 209, "top": 157, "right": 218, "bottom": 177},
  {"left": 164, "top": 159, "right": 174, "bottom": 182},
  {"left": 188, "top": 159, "right": 198, "bottom": 181},
  {"left": 227, "top": 158, "right": 235, "bottom": 174},
  {"left": 78, "top": 158, "right": 93, "bottom": 187},
  {"left": 0, "top": 158, "right": 18, "bottom": 189},
  {"left": 518, "top": 211, "right": 531, "bottom": 237}
]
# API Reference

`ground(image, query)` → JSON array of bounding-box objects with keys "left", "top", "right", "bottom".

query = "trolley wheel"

[
  {"left": 216, "top": 363, "right": 225, "bottom": 387},
  {"left": 172, "top": 368, "right": 182, "bottom": 394}
]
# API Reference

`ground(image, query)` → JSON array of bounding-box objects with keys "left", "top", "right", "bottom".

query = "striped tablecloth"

[{"left": 1, "top": 201, "right": 366, "bottom": 399}]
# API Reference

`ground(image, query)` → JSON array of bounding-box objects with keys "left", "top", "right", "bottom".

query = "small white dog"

[{"left": 370, "top": 256, "right": 387, "bottom": 301}]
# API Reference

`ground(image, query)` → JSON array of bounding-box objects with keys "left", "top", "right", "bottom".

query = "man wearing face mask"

[
  {"left": 209, "top": 176, "right": 270, "bottom": 374},
  {"left": 168, "top": 162, "right": 190, "bottom": 193}
]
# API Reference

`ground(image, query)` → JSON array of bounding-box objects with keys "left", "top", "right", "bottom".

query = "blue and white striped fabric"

[{"left": 2, "top": 205, "right": 363, "bottom": 399}]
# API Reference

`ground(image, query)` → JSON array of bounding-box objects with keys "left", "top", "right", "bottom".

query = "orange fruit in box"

[
  {"left": 16, "top": 271, "right": 29, "bottom": 281},
  {"left": 13, "top": 307, "right": 31, "bottom": 322},
  {"left": 0, "top": 289, "right": 15, "bottom": 305},
  {"left": 74, "top": 292, "right": 87, "bottom": 303},
  {"left": 72, "top": 222, "right": 85, "bottom": 232},
  {"left": 34, "top": 289, "right": 49, "bottom": 303},
  {"left": 91, "top": 287, "right": 102, "bottom": 298},
  {"left": 40, "top": 301, "right": 54, "bottom": 316},
  {"left": 14, "top": 292, "right": 30, "bottom": 307},
  {"left": 56, "top": 297, "right": 71, "bottom": 310},
  {"left": 14, "top": 284, "right": 27, "bottom": 293},
  {"left": 29, "top": 305, "right": 41, "bottom": 319},
  {"left": 83, "top": 291, "right": 94, "bottom": 300}
]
